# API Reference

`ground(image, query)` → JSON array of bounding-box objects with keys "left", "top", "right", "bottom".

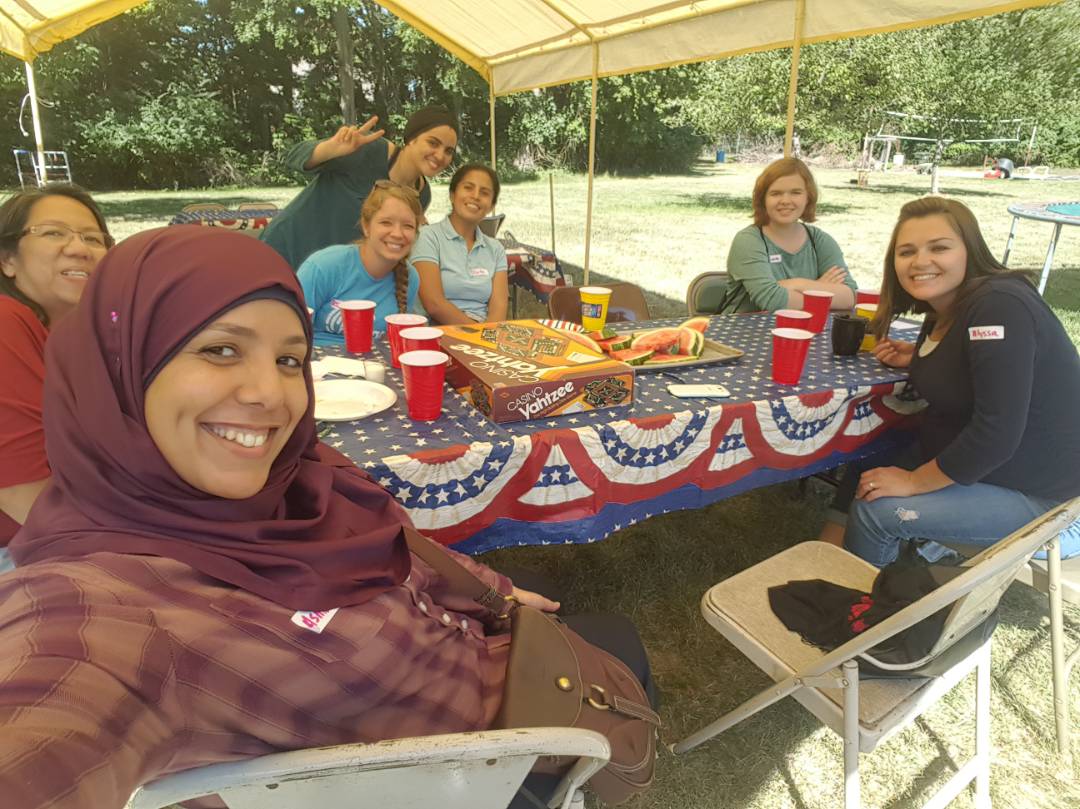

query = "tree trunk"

[
  {"left": 929, "top": 138, "right": 945, "bottom": 195},
  {"left": 333, "top": 7, "right": 356, "bottom": 124}
]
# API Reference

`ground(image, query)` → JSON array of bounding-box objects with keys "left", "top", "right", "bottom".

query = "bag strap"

[{"left": 403, "top": 527, "right": 517, "bottom": 617}]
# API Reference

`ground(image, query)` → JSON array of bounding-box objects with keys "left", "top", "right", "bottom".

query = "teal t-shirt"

[
  {"left": 260, "top": 138, "right": 432, "bottom": 270},
  {"left": 297, "top": 244, "right": 419, "bottom": 347},
  {"left": 722, "top": 223, "right": 853, "bottom": 313},
  {"left": 411, "top": 217, "right": 508, "bottom": 321}
]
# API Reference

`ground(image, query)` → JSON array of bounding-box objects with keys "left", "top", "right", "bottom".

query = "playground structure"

[{"left": 857, "top": 110, "right": 1037, "bottom": 186}]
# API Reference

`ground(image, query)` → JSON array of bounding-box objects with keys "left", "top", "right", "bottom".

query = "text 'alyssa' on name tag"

[{"left": 968, "top": 325, "right": 1004, "bottom": 341}]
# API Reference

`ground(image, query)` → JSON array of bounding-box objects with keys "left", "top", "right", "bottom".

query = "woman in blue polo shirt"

[{"left": 411, "top": 163, "right": 508, "bottom": 324}]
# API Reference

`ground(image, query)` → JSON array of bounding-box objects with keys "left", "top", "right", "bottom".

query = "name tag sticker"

[
  {"left": 968, "top": 325, "right": 1005, "bottom": 341},
  {"left": 768, "top": 254, "right": 783, "bottom": 264},
  {"left": 469, "top": 266, "right": 490, "bottom": 277},
  {"left": 291, "top": 608, "right": 339, "bottom": 633}
]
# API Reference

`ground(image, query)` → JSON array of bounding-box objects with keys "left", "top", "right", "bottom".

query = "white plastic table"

[{"left": 1001, "top": 201, "right": 1080, "bottom": 294}]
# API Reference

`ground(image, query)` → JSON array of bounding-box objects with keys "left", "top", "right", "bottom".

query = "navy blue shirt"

[{"left": 910, "top": 275, "right": 1080, "bottom": 502}]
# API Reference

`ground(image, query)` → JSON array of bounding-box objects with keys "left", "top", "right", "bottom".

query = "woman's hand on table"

[
  {"left": 873, "top": 338, "right": 915, "bottom": 368},
  {"left": 512, "top": 586, "right": 560, "bottom": 613}
]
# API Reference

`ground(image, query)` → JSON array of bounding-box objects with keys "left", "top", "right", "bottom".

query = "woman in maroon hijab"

[{"left": 0, "top": 228, "right": 649, "bottom": 809}]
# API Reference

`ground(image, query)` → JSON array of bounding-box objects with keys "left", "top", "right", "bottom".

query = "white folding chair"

[
  {"left": 125, "top": 727, "right": 610, "bottom": 809},
  {"left": 674, "top": 498, "right": 1080, "bottom": 809}
]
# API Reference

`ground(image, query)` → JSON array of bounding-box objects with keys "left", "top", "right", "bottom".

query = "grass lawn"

[{"left": 88, "top": 164, "right": 1080, "bottom": 809}]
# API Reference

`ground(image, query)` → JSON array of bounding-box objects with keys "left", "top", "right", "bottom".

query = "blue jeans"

[{"left": 844, "top": 482, "right": 1080, "bottom": 567}]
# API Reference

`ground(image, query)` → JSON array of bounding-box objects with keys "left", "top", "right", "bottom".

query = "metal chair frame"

[{"left": 126, "top": 727, "right": 610, "bottom": 809}]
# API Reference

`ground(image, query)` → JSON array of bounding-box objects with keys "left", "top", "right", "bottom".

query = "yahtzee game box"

[{"left": 439, "top": 319, "right": 635, "bottom": 424}]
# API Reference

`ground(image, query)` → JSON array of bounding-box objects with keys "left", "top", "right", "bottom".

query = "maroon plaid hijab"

[{"left": 11, "top": 227, "right": 410, "bottom": 609}]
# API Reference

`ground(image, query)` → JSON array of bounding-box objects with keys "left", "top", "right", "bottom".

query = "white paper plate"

[{"left": 314, "top": 379, "right": 397, "bottom": 422}]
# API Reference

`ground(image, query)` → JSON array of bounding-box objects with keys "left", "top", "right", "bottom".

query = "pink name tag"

[
  {"left": 291, "top": 608, "right": 339, "bottom": 633},
  {"left": 968, "top": 325, "right": 1004, "bottom": 341}
]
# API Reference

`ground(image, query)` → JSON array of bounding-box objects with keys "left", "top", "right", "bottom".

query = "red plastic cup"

[
  {"left": 771, "top": 327, "right": 814, "bottom": 385},
  {"left": 856, "top": 289, "right": 881, "bottom": 306},
  {"left": 385, "top": 314, "right": 428, "bottom": 367},
  {"left": 399, "top": 350, "right": 449, "bottom": 420},
  {"left": 335, "top": 300, "right": 376, "bottom": 353},
  {"left": 400, "top": 326, "right": 444, "bottom": 354},
  {"left": 775, "top": 309, "right": 813, "bottom": 330},
  {"left": 801, "top": 290, "right": 834, "bottom": 333}
]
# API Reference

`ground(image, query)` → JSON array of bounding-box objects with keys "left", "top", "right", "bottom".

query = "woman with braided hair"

[{"left": 298, "top": 182, "right": 422, "bottom": 347}]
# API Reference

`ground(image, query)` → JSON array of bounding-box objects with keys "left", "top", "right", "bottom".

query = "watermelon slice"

[
  {"left": 586, "top": 326, "right": 618, "bottom": 341},
  {"left": 680, "top": 316, "right": 710, "bottom": 334},
  {"left": 676, "top": 327, "right": 705, "bottom": 358},
  {"left": 596, "top": 334, "right": 633, "bottom": 353},
  {"left": 630, "top": 327, "right": 682, "bottom": 355},
  {"left": 610, "top": 348, "right": 654, "bottom": 366}
]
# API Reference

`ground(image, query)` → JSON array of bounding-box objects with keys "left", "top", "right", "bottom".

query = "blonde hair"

[
  {"left": 751, "top": 157, "right": 819, "bottom": 228},
  {"left": 358, "top": 183, "right": 423, "bottom": 313}
]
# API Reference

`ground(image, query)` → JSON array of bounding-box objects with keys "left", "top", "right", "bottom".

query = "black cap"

[{"left": 403, "top": 106, "right": 460, "bottom": 143}]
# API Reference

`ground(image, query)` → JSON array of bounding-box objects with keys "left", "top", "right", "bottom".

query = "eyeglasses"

[
  {"left": 373, "top": 179, "right": 421, "bottom": 198},
  {"left": 21, "top": 224, "right": 114, "bottom": 250}
]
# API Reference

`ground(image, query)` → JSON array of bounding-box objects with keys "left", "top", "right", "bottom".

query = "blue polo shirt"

[
  {"left": 297, "top": 243, "right": 419, "bottom": 347},
  {"left": 411, "top": 217, "right": 508, "bottom": 321}
]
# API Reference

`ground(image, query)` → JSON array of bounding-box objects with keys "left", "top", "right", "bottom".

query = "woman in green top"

[
  {"left": 260, "top": 106, "right": 459, "bottom": 270},
  {"left": 720, "top": 157, "right": 856, "bottom": 314}
]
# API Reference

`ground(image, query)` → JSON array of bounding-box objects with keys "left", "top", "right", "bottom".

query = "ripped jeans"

[{"left": 829, "top": 446, "right": 1080, "bottom": 567}]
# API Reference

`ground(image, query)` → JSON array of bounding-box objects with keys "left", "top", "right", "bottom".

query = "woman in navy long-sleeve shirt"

[{"left": 837, "top": 197, "right": 1080, "bottom": 566}]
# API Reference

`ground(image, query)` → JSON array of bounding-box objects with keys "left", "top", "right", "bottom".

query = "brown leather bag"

[{"left": 404, "top": 528, "right": 659, "bottom": 804}]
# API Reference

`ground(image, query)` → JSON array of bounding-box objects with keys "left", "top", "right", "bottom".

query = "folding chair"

[
  {"left": 547, "top": 283, "right": 651, "bottom": 325},
  {"left": 944, "top": 533, "right": 1080, "bottom": 765},
  {"left": 685, "top": 271, "right": 730, "bottom": 315},
  {"left": 126, "top": 727, "right": 610, "bottom": 809},
  {"left": 674, "top": 498, "right": 1080, "bottom": 809}
]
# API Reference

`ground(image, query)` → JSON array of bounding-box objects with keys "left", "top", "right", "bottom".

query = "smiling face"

[
  {"left": 143, "top": 299, "right": 309, "bottom": 500},
  {"left": 1, "top": 195, "right": 108, "bottom": 323},
  {"left": 763, "top": 173, "right": 808, "bottom": 226},
  {"left": 401, "top": 125, "right": 458, "bottom": 178},
  {"left": 449, "top": 168, "right": 495, "bottom": 226},
  {"left": 361, "top": 196, "right": 419, "bottom": 266},
  {"left": 892, "top": 214, "right": 969, "bottom": 314}
]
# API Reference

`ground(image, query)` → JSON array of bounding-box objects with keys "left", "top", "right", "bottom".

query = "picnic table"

[
  {"left": 317, "top": 313, "right": 924, "bottom": 553},
  {"left": 1001, "top": 201, "right": 1080, "bottom": 294}
]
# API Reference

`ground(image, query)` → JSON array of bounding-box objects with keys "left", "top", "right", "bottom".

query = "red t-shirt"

[{"left": 0, "top": 297, "right": 50, "bottom": 545}]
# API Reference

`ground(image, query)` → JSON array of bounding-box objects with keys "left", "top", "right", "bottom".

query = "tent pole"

[
  {"left": 584, "top": 44, "right": 599, "bottom": 286},
  {"left": 489, "top": 77, "right": 496, "bottom": 169},
  {"left": 783, "top": 0, "right": 806, "bottom": 158},
  {"left": 549, "top": 173, "right": 556, "bottom": 255},
  {"left": 24, "top": 61, "right": 46, "bottom": 186}
]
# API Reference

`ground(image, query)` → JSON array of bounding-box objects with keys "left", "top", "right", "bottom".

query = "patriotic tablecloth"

[
  {"left": 501, "top": 234, "right": 565, "bottom": 305},
  {"left": 317, "top": 314, "right": 925, "bottom": 553},
  {"left": 168, "top": 208, "right": 278, "bottom": 231}
]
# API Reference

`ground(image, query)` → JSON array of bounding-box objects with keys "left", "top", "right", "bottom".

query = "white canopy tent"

[
  {"left": 376, "top": 0, "right": 1058, "bottom": 280},
  {"left": 0, "top": 0, "right": 1058, "bottom": 270}
]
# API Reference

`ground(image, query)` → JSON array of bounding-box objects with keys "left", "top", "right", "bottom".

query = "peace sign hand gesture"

[{"left": 313, "top": 116, "right": 387, "bottom": 163}]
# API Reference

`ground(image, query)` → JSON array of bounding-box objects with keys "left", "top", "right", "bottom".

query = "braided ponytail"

[{"left": 394, "top": 261, "right": 409, "bottom": 313}]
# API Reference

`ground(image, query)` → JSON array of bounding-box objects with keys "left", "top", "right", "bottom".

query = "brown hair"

[
  {"left": 871, "top": 196, "right": 1031, "bottom": 338},
  {"left": 357, "top": 183, "right": 424, "bottom": 313},
  {"left": 751, "top": 157, "right": 818, "bottom": 227},
  {"left": 0, "top": 183, "right": 111, "bottom": 326}
]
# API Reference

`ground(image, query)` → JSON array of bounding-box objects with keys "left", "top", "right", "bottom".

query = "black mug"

[{"left": 831, "top": 314, "right": 868, "bottom": 356}]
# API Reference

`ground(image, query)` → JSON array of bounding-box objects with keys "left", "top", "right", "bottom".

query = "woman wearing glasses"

[
  {"left": 298, "top": 182, "right": 423, "bottom": 347},
  {"left": 261, "top": 107, "right": 459, "bottom": 270},
  {"left": 0, "top": 184, "right": 112, "bottom": 570}
]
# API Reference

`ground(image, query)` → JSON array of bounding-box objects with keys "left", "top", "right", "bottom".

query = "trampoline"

[{"left": 1002, "top": 201, "right": 1080, "bottom": 294}]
